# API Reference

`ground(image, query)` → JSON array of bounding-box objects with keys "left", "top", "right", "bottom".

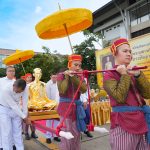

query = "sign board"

[{"left": 95, "top": 33, "right": 150, "bottom": 87}]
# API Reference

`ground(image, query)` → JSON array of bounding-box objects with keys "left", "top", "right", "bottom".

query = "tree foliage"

[
  {"left": 73, "top": 30, "right": 103, "bottom": 88},
  {"left": 9, "top": 30, "right": 103, "bottom": 86},
  {"left": 0, "top": 68, "right": 6, "bottom": 77},
  {"left": 15, "top": 47, "right": 67, "bottom": 82}
]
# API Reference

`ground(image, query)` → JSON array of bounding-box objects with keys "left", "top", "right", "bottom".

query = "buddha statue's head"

[
  {"left": 90, "top": 89, "right": 96, "bottom": 98},
  {"left": 33, "top": 68, "right": 42, "bottom": 82}
]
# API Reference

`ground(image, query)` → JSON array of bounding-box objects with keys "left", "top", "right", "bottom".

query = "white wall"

[{"left": 103, "top": 22, "right": 127, "bottom": 42}]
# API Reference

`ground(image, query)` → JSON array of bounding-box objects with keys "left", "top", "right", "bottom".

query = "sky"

[{"left": 0, "top": 0, "right": 111, "bottom": 54}]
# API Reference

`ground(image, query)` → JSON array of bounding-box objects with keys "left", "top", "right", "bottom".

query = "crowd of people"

[{"left": 0, "top": 38, "right": 150, "bottom": 150}]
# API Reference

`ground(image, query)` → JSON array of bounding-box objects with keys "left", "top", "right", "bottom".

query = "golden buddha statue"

[
  {"left": 90, "top": 89, "right": 97, "bottom": 102},
  {"left": 28, "top": 68, "right": 57, "bottom": 111},
  {"left": 90, "top": 89, "right": 107, "bottom": 102}
]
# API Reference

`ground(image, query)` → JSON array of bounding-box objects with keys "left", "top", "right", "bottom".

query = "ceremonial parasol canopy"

[
  {"left": 3, "top": 49, "right": 35, "bottom": 74},
  {"left": 35, "top": 7, "right": 93, "bottom": 53},
  {"left": 3, "top": 50, "right": 34, "bottom": 65},
  {"left": 35, "top": 8, "right": 92, "bottom": 39}
]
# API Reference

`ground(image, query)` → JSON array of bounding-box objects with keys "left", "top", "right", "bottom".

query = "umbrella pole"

[
  {"left": 21, "top": 62, "right": 26, "bottom": 75},
  {"left": 58, "top": 3, "right": 74, "bottom": 54},
  {"left": 19, "top": 58, "right": 26, "bottom": 74},
  {"left": 63, "top": 24, "right": 74, "bottom": 54}
]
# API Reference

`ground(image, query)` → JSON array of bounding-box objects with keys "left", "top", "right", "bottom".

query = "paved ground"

[{"left": 24, "top": 124, "right": 110, "bottom": 150}]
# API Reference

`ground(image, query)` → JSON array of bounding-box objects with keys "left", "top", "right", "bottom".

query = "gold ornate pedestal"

[
  {"left": 29, "top": 110, "right": 59, "bottom": 121},
  {"left": 29, "top": 110, "right": 59, "bottom": 150},
  {"left": 91, "top": 101, "right": 111, "bottom": 126}
]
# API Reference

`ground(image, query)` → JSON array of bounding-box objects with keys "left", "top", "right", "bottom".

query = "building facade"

[
  {"left": 90, "top": 0, "right": 150, "bottom": 46},
  {"left": 127, "top": 0, "right": 150, "bottom": 38},
  {"left": 0, "top": 48, "right": 15, "bottom": 68}
]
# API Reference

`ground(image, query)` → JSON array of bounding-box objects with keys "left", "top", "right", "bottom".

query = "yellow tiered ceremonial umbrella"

[
  {"left": 35, "top": 7, "right": 93, "bottom": 53},
  {"left": 3, "top": 49, "right": 34, "bottom": 74}
]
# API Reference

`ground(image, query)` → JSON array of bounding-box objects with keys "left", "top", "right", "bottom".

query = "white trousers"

[
  {"left": 0, "top": 126, "right": 2, "bottom": 148},
  {"left": 0, "top": 105, "right": 24, "bottom": 150},
  {"left": 0, "top": 130, "right": 2, "bottom": 148},
  {"left": 46, "top": 119, "right": 59, "bottom": 139}
]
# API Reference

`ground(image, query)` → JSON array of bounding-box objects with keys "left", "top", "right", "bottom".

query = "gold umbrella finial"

[
  {"left": 58, "top": 3, "right": 61, "bottom": 10},
  {"left": 58, "top": 3, "right": 74, "bottom": 53},
  {"left": 16, "top": 49, "right": 21, "bottom": 53}
]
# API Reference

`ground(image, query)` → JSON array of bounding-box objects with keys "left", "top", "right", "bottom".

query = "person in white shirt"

[
  {"left": 0, "top": 79, "right": 29, "bottom": 150},
  {"left": 45, "top": 74, "right": 60, "bottom": 144},
  {"left": 23, "top": 73, "right": 38, "bottom": 140},
  {"left": 0, "top": 66, "right": 16, "bottom": 150}
]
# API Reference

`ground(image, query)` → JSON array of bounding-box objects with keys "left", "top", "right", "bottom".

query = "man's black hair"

[{"left": 14, "top": 79, "right": 26, "bottom": 90}]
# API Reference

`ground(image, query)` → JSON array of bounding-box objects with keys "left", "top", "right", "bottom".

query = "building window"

[
  {"left": 131, "top": 27, "right": 150, "bottom": 38},
  {"left": 129, "top": 0, "right": 150, "bottom": 26},
  {"left": 129, "top": 0, "right": 137, "bottom": 5}
]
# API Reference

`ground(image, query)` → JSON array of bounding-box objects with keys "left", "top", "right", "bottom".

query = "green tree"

[
  {"left": 83, "top": 30, "right": 102, "bottom": 48},
  {"left": 73, "top": 30, "right": 103, "bottom": 88},
  {"left": 42, "top": 46, "right": 51, "bottom": 54},
  {"left": 0, "top": 68, "right": 6, "bottom": 77}
]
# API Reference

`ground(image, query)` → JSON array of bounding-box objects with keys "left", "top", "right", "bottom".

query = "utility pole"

[{"left": 112, "top": 0, "right": 128, "bottom": 39}]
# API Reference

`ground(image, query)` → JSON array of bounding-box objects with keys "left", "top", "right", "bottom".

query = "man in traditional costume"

[
  {"left": 0, "top": 66, "right": 16, "bottom": 150},
  {"left": 57, "top": 54, "right": 87, "bottom": 150},
  {"left": 0, "top": 79, "right": 29, "bottom": 150},
  {"left": 45, "top": 73, "right": 60, "bottom": 143},
  {"left": 103, "top": 38, "right": 150, "bottom": 150}
]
